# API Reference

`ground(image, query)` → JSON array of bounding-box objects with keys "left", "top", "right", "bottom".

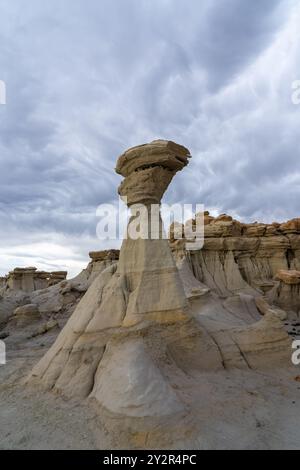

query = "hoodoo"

[
  {"left": 27, "top": 141, "right": 198, "bottom": 442},
  {"left": 27, "top": 140, "right": 292, "bottom": 447}
]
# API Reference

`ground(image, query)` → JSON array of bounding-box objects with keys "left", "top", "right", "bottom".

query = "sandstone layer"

[
  {"left": 170, "top": 213, "right": 300, "bottom": 316},
  {"left": 24, "top": 141, "right": 293, "bottom": 447},
  {"left": 1, "top": 267, "right": 67, "bottom": 294},
  {"left": 27, "top": 141, "right": 194, "bottom": 440}
]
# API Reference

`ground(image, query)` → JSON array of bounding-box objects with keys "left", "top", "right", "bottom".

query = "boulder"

[{"left": 10, "top": 304, "right": 41, "bottom": 327}]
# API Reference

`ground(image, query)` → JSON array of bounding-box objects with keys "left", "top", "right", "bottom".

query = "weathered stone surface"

[
  {"left": 117, "top": 140, "right": 190, "bottom": 206},
  {"left": 242, "top": 223, "right": 267, "bottom": 237},
  {"left": 215, "top": 214, "right": 233, "bottom": 223},
  {"left": 118, "top": 165, "right": 176, "bottom": 206},
  {"left": 9, "top": 304, "right": 41, "bottom": 328},
  {"left": 27, "top": 140, "right": 193, "bottom": 428},
  {"left": 255, "top": 296, "right": 287, "bottom": 321},
  {"left": 90, "top": 338, "right": 183, "bottom": 417},
  {"left": 275, "top": 269, "right": 300, "bottom": 285},
  {"left": 171, "top": 212, "right": 300, "bottom": 311},
  {"left": 23, "top": 146, "right": 294, "bottom": 447},
  {"left": 30, "top": 319, "right": 59, "bottom": 338},
  {"left": 89, "top": 249, "right": 119, "bottom": 262},
  {"left": 47, "top": 271, "right": 67, "bottom": 287},
  {"left": 280, "top": 218, "right": 300, "bottom": 234},
  {"left": 2, "top": 267, "right": 68, "bottom": 293},
  {"left": 266, "top": 270, "right": 300, "bottom": 315},
  {"left": 203, "top": 215, "right": 242, "bottom": 238},
  {"left": 116, "top": 139, "right": 190, "bottom": 177}
]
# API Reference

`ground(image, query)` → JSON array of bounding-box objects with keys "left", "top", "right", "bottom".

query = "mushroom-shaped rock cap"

[{"left": 116, "top": 139, "right": 191, "bottom": 177}]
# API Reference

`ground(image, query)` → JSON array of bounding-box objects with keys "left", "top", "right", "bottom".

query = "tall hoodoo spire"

[
  {"left": 27, "top": 141, "right": 194, "bottom": 427},
  {"left": 26, "top": 140, "right": 291, "bottom": 448}
]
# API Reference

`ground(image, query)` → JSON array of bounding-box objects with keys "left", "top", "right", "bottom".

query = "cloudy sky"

[{"left": 0, "top": 0, "right": 299, "bottom": 277}]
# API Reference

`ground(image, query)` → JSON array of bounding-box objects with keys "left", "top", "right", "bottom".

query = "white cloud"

[{"left": 0, "top": 0, "right": 299, "bottom": 276}]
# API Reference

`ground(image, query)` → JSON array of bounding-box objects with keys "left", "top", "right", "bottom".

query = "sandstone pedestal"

[
  {"left": 27, "top": 140, "right": 292, "bottom": 447},
  {"left": 115, "top": 141, "right": 191, "bottom": 326},
  {"left": 27, "top": 141, "right": 197, "bottom": 444}
]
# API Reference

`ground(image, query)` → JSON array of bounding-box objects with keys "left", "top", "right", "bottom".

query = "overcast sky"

[{"left": 0, "top": 0, "right": 299, "bottom": 277}]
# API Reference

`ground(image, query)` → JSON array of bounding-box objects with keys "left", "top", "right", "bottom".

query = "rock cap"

[{"left": 116, "top": 139, "right": 191, "bottom": 177}]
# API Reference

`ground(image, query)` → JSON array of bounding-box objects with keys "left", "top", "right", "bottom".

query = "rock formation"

[
  {"left": 170, "top": 212, "right": 300, "bottom": 304},
  {"left": 86, "top": 249, "right": 119, "bottom": 285},
  {"left": 1, "top": 267, "right": 67, "bottom": 293},
  {"left": 26, "top": 141, "right": 196, "bottom": 444},
  {"left": 0, "top": 250, "right": 122, "bottom": 336},
  {"left": 267, "top": 269, "right": 300, "bottom": 318},
  {"left": 47, "top": 271, "right": 68, "bottom": 287},
  {"left": 8, "top": 304, "right": 41, "bottom": 329},
  {"left": 25, "top": 140, "right": 292, "bottom": 447}
]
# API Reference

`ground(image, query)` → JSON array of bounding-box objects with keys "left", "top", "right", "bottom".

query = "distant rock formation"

[
  {"left": 1, "top": 267, "right": 67, "bottom": 293},
  {"left": 170, "top": 212, "right": 300, "bottom": 314},
  {"left": 268, "top": 269, "right": 300, "bottom": 318},
  {"left": 0, "top": 250, "right": 121, "bottom": 335}
]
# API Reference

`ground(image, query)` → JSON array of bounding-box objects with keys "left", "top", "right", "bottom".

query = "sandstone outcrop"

[
  {"left": 2, "top": 267, "right": 67, "bottom": 293},
  {"left": 0, "top": 250, "right": 121, "bottom": 338},
  {"left": 9, "top": 304, "right": 41, "bottom": 328},
  {"left": 275, "top": 269, "right": 300, "bottom": 285},
  {"left": 170, "top": 212, "right": 300, "bottom": 307},
  {"left": 27, "top": 141, "right": 193, "bottom": 438},
  {"left": 47, "top": 271, "right": 68, "bottom": 287},
  {"left": 86, "top": 249, "right": 119, "bottom": 285},
  {"left": 267, "top": 270, "right": 300, "bottom": 317},
  {"left": 25, "top": 141, "right": 292, "bottom": 447}
]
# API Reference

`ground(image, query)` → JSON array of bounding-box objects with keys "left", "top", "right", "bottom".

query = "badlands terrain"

[{"left": 0, "top": 140, "right": 299, "bottom": 450}]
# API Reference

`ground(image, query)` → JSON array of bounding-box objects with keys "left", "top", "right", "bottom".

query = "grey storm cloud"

[{"left": 0, "top": 0, "right": 299, "bottom": 276}]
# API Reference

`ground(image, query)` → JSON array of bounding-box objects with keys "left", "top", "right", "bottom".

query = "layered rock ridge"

[
  {"left": 1, "top": 267, "right": 67, "bottom": 294},
  {"left": 170, "top": 213, "right": 300, "bottom": 307}
]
